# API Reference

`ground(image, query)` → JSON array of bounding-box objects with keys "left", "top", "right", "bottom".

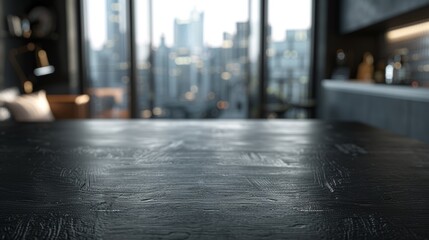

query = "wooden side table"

[{"left": 46, "top": 94, "right": 90, "bottom": 119}]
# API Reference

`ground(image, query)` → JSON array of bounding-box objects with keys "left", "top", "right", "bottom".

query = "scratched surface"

[{"left": 0, "top": 120, "right": 428, "bottom": 239}]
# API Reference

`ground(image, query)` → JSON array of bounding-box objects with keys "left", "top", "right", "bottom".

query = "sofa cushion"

[
  {"left": 0, "top": 87, "right": 19, "bottom": 121},
  {"left": 4, "top": 90, "right": 54, "bottom": 122}
]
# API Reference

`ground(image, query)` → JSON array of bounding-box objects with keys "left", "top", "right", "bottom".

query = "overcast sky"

[{"left": 86, "top": 0, "right": 312, "bottom": 49}]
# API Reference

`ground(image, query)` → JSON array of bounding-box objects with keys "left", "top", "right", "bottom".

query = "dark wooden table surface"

[{"left": 0, "top": 120, "right": 428, "bottom": 239}]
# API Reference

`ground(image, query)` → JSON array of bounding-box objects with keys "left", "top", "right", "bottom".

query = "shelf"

[
  {"left": 0, "top": 31, "right": 59, "bottom": 41},
  {"left": 323, "top": 80, "right": 429, "bottom": 102}
]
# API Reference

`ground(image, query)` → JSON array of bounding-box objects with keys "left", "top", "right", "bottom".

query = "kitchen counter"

[
  {"left": 323, "top": 80, "right": 429, "bottom": 102},
  {"left": 322, "top": 80, "right": 429, "bottom": 143}
]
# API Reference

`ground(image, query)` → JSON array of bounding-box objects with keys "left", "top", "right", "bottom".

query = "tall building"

[
  {"left": 268, "top": 29, "right": 311, "bottom": 104},
  {"left": 173, "top": 11, "right": 204, "bottom": 104},
  {"left": 154, "top": 35, "right": 172, "bottom": 107},
  {"left": 174, "top": 10, "right": 204, "bottom": 51}
]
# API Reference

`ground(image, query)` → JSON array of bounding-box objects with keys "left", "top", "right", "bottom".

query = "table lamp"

[{"left": 9, "top": 42, "right": 55, "bottom": 93}]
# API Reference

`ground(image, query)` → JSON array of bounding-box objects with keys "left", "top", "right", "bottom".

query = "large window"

[
  {"left": 82, "top": 0, "right": 131, "bottom": 118},
  {"left": 267, "top": 0, "right": 313, "bottom": 118},
  {"left": 135, "top": 0, "right": 249, "bottom": 118},
  {"left": 82, "top": 0, "right": 313, "bottom": 119}
]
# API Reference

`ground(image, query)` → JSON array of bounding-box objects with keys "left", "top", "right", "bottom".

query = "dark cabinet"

[{"left": 340, "top": 0, "right": 429, "bottom": 33}]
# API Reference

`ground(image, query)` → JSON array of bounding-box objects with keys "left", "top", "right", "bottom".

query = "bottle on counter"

[
  {"left": 374, "top": 60, "right": 385, "bottom": 83},
  {"left": 393, "top": 54, "right": 409, "bottom": 85},
  {"left": 331, "top": 49, "right": 350, "bottom": 80},
  {"left": 385, "top": 59, "right": 394, "bottom": 84},
  {"left": 357, "top": 52, "right": 374, "bottom": 82},
  {"left": 385, "top": 54, "right": 410, "bottom": 85}
]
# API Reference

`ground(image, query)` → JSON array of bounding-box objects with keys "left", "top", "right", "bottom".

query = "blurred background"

[
  {"left": 0, "top": 0, "right": 429, "bottom": 141},
  {"left": 0, "top": 0, "right": 314, "bottom": 120}
]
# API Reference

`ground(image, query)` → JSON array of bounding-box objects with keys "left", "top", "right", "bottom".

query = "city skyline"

[{"left": 84, "top": 0, "right": 312, "bottom": 118}]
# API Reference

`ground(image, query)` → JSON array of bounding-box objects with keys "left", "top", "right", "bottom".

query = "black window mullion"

[
  {"left": 128, "top": 0, "right": 138, "bottom": 118},
  {"left": 259, "top": 0, "right": 268, "bottom": 118}
]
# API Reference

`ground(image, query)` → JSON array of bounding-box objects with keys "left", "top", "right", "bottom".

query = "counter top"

[
  {"left": 323, "top": 80, "right": 429, "bottom": 102},
  {"left": 1, "top": 120, "right": 429, "bottom": 239}
]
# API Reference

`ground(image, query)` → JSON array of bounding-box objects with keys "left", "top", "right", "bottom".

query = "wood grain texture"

[{"left": 0, "top": 120, "right": 428, "bottom": 239}]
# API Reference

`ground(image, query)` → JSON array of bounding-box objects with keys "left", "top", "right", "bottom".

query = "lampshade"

[{"left": 9, "top": 43, "right": 55, "bottom": 93}]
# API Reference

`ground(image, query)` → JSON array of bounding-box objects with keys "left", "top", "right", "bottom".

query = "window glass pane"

[
  {"left": 134, "top": 0, "right": 152, "bottom": 118},
  {"left": 82, "top": 0, "right": 130, "bottom": 118},
  {"left": 136, "top": 0, "right": 250, "bottom": 118},
  {"left": 267, "top": 0, "right": 313, "bottom": 118},
  {"left": 83, "top": 0, "right": 314, "bottom": 119}
]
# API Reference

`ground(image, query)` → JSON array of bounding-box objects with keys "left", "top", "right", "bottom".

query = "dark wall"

[{"left": 1, "top": 0, "right": 73, "bottom": 93}]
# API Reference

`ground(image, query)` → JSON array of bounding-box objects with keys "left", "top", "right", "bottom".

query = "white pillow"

[
  {"left": 0, "top": 87, "right": 19, "bottom": 104},
  {"left": 0, "top": 87, "right": 19, "bottom": 121},
  {"left": 4, "top": 90, "right": 54, "bottom": 122},
  {"left": 0, "top": 107, "right": 11, "bottom": 120}
]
